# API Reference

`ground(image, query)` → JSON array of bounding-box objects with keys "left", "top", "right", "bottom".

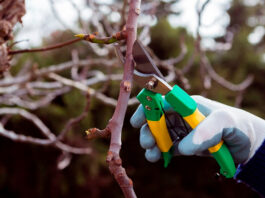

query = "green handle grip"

[
  {"left": 211, "top": 143, "right": 236, "bottom": 178},
  {"left": 165, "top": 85, "right": 236, "bottom": 178},
  {"left": 137, "top": 88, "right": 173, "bottom": 167}
]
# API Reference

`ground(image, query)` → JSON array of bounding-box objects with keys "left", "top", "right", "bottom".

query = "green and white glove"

[{"left": 130, "top": 95, "right": 265, "bottom": 165}]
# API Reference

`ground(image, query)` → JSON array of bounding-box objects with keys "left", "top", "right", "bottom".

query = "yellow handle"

[
  {"left": 147, "top": 114, "right": 173, "bottom": 152},
  {"left": 183, "top": 108, "right": 223, "bottom": 153}
]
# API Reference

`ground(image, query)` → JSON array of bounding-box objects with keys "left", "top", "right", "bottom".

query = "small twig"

[
  {"left": 8, "top": 39, "right": 29, "bottom": 48},
  {"left": 67, "top": 0, "right": 85, "bottom": 31},
  {"left": 201, "top": 53, "right": 254, "bottom": 91},
  {"left": 75, "top": 30, "right": 127, "bottom": 44},
  {"left": 49, "top": 0, "right": 72, "bottom": 30},
  {"left": 48, "top": 72, "right": 94, "bottom": 94},
  {"left": 71, "top": 49, "right": 81, "bottom": 81},
  {"left": 8, "top": 38, "right": 81, "bottom": 55},
  {"left": 0, "top": 108, "right": 92, "bottom": 155},
  {"left": 0, "top": 124, "right": 53, "bottom": 145},
  {"left": 182, "top": 51, "right": 196, "bottom": 74},
  {"left": 48, "top": 72, "right": 119, "bottom": 106},
  {"left": 196, "top": 0, "right": 211, "bottom": 35},
  {"left": 235, "top": 90, "right": 245, "bottom": 108},
  {"left": 57, "top": 94, "right": 91, "bottom": 140},
  {"left": 0, "top": 59, "right": 117, "bottom": 87},
  {"left": 164, "top": 35, "right": 187, "bottom": 65},
  {"left": 1, "top": 87, "right": 69, "bottom": 110},
  {"left": 86, "top": 127, "right": 111, "bottom": 140},
  {"left": 120, "top": 0, "right": 128, "bottom": 28},
  {"left": 0, "top": 107, "right": 56, "bottom": 140}
]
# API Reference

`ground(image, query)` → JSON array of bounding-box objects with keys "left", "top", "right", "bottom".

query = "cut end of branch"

[{"left": 85, "top": 127, "right": 111, "bottom": 140}]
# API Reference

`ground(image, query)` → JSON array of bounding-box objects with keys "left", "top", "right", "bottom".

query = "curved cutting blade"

[{"left": 133, "top": 40, "right": 164, "bottom": 80}]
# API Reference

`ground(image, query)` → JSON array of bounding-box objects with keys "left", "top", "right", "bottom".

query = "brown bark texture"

[{"left": 0, "top": 0, "right": 25, "bottom": 73}]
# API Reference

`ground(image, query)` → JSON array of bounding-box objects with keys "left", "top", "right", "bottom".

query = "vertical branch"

[{"left": 106, "top": 0, "right": 141, "bottom": 197}]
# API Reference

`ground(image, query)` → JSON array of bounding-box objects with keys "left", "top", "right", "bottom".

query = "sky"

[{"left": 14, "top": 0, "right": 264, "bottom": 49}]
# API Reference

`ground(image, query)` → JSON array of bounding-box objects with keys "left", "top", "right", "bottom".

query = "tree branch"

[
  {"left": 0, "top": 108, "right": 92, "bottom": 155},
  {"left": 75, "top": 30, "right": 127, "bottom": 44},
  {"left": 95, "top": 0, "right": 141, "bottom": 197},
  {"left": 8, "top": 38, "right": 82, "bottom": 55},
  {"left": 57, "top": 94, "right": 91, "bottom": 140}
]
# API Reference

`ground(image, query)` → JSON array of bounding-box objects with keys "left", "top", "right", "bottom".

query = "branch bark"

[
  {"left": 8, "top": 38, "right": 81, "bottom": 55},
  {"left": 104, "top": 0, "right": 141, "bottom": 197}
]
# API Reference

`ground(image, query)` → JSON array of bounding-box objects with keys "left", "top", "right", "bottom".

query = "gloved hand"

[{"left": 130, "top": 95, "right": 265, "bottom": 165}]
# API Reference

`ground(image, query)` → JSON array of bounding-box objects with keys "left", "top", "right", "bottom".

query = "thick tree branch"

[{"left": 104, "top": 0, "right": 141, "bottom": 197}]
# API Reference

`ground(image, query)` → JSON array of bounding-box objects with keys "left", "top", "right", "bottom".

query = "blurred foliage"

[{"left": 0, "top": 0, "right": 264, "bottom": 198}]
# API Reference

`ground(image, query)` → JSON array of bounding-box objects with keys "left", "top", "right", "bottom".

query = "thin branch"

[
  {"left": 120, "top": 0, "right": 128, "bottom": 28},
  {"left": 201, "top": 54, "right": 254, "bottom": 91},
  {"left": 48, "top": 72, "right": 119, "bottom": 106},
  {"left": 182, "top": 51, "right": 196, "bottom": 74},
  {"left": 75, "top": 30, "right": 127, "bottom": 44},
  {"left": 0, "top": 123, "right": 53, "bottom": 145},
  {"left": 0, "top": 108, "right": 56, "bottom": 140},
  {"left": 235, "top": 90, "right": 245, "bottom": 108},
  {"left": 54, "top": 141, "right": 92, "bottom": 155},
  {"left": 1, "top": 88, "right": 69, "bottom": 110},
  {"left": 57, "top": 94, "right": 91, "bottom": 140},
  {"left": 8, "top": 38, "right": 82, "bottom": 55},
  {"left": 71, "top": 49, "right": 80, "bottom": 81},
  {"left": 196, "top": 0, "right": 211, "bottom": 35},
  {"left": 68, "top": 0, "right": 86, "bottom": 31},
  {"left": 49, "top": 0, "right": 72, "bottom": 30},
  {"left": 48, "top": 72, "right": 95, "bottom": 94},
  {"left": 0, "top": 108, "right": 92, "bottom": 155},
  {"left": 164, "top": 35, "right": 187, "bottom": 65},
  {"left": 195, "top": 0, "right": 253, "bottom": 92},
  {"left": 0, "top": 59, "right": 117, "bottom": 87}
]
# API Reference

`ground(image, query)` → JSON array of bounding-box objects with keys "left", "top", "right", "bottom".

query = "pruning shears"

[{"left": 115, "top": 40, "right": 236, "bottom": 178}]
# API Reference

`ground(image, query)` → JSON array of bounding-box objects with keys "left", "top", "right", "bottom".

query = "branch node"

[
  {"left": 115, "top": 157, "right": 122, "bottom": 166},
  {"left": 135, "top": 8, "right": 141, "bottom": 15},
  {"left": 106, "top": 151, "right": 114, "bottom": 163},
  {"left": 122, "top": 80, "right": 132, "bottom": 92}
]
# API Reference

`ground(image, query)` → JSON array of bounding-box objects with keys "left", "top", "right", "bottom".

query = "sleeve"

[{"left": 234, "top": 139, "right": 265, "bottom": 197}]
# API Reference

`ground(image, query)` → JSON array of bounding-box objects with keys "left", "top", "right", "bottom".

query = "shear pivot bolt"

[
  {"left": 145, "top": 105, "right": 151, "bottom": 110},
  {"left": 146, "top": 77, "right": 157, "bottom": 90}
]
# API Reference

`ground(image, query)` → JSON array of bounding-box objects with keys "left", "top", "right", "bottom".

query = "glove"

[{"left": 130, "top": 95, "right": 265, "bottom": 165}]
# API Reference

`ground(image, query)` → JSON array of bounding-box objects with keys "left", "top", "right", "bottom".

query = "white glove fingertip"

[
  {"left": 145, "top": 146, "right": 161, "bottom": 163},
  {"left": 140, "top": 124, "right": 156, "bottom": 149},
  {"left": 130, "top": 105, "right": 146, "bottom": 128}
]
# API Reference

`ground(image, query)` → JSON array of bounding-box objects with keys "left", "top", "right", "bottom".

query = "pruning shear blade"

[
  {"left": 132, "top": 40, "right": 172, "bottom": 95},
  {"left": 132, "top": 40, "right": 164, "bottom": 79}
]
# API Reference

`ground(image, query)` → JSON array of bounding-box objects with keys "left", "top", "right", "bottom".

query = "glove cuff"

[{"left": 234, "top": 139, "right": 265, "bottom": 196}]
